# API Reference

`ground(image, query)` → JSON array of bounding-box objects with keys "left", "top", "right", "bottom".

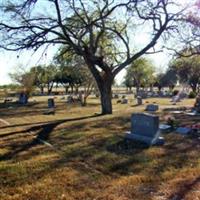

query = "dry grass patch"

[{"left": 0, "top": 97, "right": 200, "bottom": 200}]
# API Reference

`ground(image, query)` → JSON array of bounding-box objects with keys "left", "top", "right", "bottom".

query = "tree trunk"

[
  {"left": 136, "top": 85, "right": 140, "bottom": 95},
  {"left": 65, "top": 86, "right": 69, "bottom": 94},
  {"left": 150, "top": 85, "right": 153, "bottom": 92},
  {"left": 84, "top": 59, "right": 113, "bottom": 114},
  {"left": 191, "top": 83, "right": 197, "bottom": 93},
  {"left": 47, "top": 82, "right": 54, "bottom": 95},
  {"left": 75, "top": 86, "right": 79, "bottom": 94},
  {"left": 81, "top": 96, "right": 87, "bottom": 107},
  {"left": 98, "top": 81, "right": 112, "bottom": 115},
  {"left": 70, "top": 85, "right": 74, "bottom": 94},
  {"left": 40, "top": 86, "right": 44, "bottom": 95}
]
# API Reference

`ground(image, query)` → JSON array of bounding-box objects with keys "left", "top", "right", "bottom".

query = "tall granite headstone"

[
  {"left": 19, "top": 93, "right": 28, "bottom": 104},
  {"left": 125, "top": 113, "right": 164, "bottom": 145},
  {"left": 137, "top": 96, "right": 142, "bottom": 105},
  {"left": 48, "top": 98, "right": 55, "bottom": 108}
]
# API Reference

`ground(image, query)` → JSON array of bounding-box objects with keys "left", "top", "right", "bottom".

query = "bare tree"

[{"left": 0, "top": 0, "right": 185, "bottom": 114}]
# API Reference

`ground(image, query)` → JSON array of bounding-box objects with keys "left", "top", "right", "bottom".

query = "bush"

[
  {"left": 172, "top": 90, "right": 179, "bottom": 96},
  {"left": 188, "top": 91, "right": 196, "bottom": 98}
]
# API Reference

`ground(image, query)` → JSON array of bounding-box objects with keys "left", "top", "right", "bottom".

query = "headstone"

[
  {"left": 147, "top": 92, "right": 153, "bottom": 98},
  {"left": 145, "top": 104, "right": 159, "bottom": 112},
  {"left": 113, "top": 94, "right": 119, "bottom": 99},
  {"left": 170, "top": 110, "right": 182, "bottom": 114},
  {"left": 158, "top": 91, "right": 164, "bottom": 97},
  {"left": 66, "top": 95, "right": 74, "bottom": 103},
  {"left": 194, "top": 94, "right": 200, "bottom": 113},
  {"left": 137, "top": 96, "right": 142, "bottom": 105},
  {"left": 19, "top": 93, "right": 28, "bottom": 104},
  {"left": 48, "top": 98, "right": 55, "bottom": 108},
  {"left": 141, "top": 92, "right": 147, "bottom": 99},
  {"left": 121, "top": 98, "right": 128, "bottom": 104},
  {"left": 186, "top": 112, "right": 197, "bottom": 116},
  {"left": 125, "top": 113, "right": 164, "bottom": 145},
  {"left": 176, "top": 127, "right": 192, "bottom": 135},
  {"left": 171, "top": 94, "right": 181, "bottom": 104},
  {"left": 159, "top": 124, "right": 172, "bottom": 133}
]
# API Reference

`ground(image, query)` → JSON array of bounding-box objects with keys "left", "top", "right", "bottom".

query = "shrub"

[{"left": 188, "top": 91, "right": 196, "bottom": 98}]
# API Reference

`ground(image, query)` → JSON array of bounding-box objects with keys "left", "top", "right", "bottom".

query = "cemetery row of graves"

[
  {"left": 1, "top": 0, "right": 200, "bottom": 199},
  {"left": 0, "top": 87, "right": 200, "bottom": 199}
]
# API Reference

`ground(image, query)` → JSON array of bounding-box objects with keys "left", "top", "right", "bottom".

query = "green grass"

[{"left": 0, "top": 96, "right": 200, "bottom": 200}]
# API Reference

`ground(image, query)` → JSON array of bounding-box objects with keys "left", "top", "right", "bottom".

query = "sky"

[
  {"left": 0, "top": 0, "right": 193, "bottom": 85},
  {"left": 0, "top": 47, "right": 57, "bottom": 85},
  {"left": 0, "top": 47, "right": 171, "bottom": 85}
]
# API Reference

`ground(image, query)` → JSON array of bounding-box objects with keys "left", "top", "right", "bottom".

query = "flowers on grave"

[
  {"left": 164, "top": 114, "right": 179, "bottom": 129},
  {"left": 185, "top": 124, "right": 200, "bottom": 132}
]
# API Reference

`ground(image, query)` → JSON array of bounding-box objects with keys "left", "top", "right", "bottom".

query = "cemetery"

[
  {"left": 0, "top": 0, "right": 200, "bottom": 200},
  {"left": 0, "top": 92, "right": 200, "bottom": 200}
]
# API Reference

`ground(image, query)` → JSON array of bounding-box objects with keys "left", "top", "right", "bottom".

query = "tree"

[
  {"left": 155, "top": 69, "right": 177, "bottom": 91},
  {"left": 9, "top": 66, "right": 35, "bottom": 96},
  {"left": 124, "top": 57, "right": 155, "bottom": 93},
  {"left": 0, "top": 0, "right": 185, "bottom": 114},
  {"left": 170, "top": 55, "right": 200, "bottom": 93},
  {"left": 55, "top": 48, "right": 97, "bottom": 105},
  {"left": 30, "top": 65, "right": 47, "bottom": 94},
  {"left": 44, "top": 64, "right": 58, "bottom": 95}
]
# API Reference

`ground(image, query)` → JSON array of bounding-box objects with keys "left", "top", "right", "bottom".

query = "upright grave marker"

[
  {"left": 19, "top": 93, "right": 28, "bottom": 104},
  {"left": 48, "top": 98, "right": 55, "bottom": 108},
  {"left": 126, "top": 113, "right": 164, "bottom": 145},
  {"left": 43, "top": 98, "right": 55, "bottom": 115},
  {"left": 145, "top": 104, "right": 159, "bottom": 112}
]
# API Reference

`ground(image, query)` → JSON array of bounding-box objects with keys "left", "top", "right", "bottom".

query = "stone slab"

[
  {"left": 176, "top": 127, "right": 192, "bottom": 135},
  {"left": 125, "top": 131, "right": 164, "bottom": 146}
]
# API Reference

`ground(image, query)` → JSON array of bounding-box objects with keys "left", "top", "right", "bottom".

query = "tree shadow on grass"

[
  {"left": 107, "top": 138, "right": 149, "bottom": 155},
  {"left": 0, "top": 114, "right": 102, "bottom": 161},
  {"left": 1, "top": 113, "right": 200, "bottom": 199},
  {"left": 168, "top": 176, "right": 200, "bottom": 200}
]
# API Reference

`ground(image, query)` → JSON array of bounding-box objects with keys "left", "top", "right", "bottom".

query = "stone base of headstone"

[
  {"left": 176, "top": 127, "right": 192, "bottom": 135},
  {"left": 170, "top": 111, "right": 183, "bottom": 114},
  {"left": 43, "top": 108, "right": 55, "bottom": 115},
  {"left": 159, "top": 124, "right": 172, "bottom": 133},
  {"left": 186, "top": 111, "right": 199, "bottom": 116},
  {"left": 121, "top": 98, "right": 128, "bottom": 104},
  {"left": 125, "top": 131, "right": 162, "bottom": 146},
  {"left": 125, "top": 113, "right": 165, "bottom": 146}
]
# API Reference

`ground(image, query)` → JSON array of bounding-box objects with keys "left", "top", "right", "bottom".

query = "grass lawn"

[{"left": 0, "top": 96, "right": 200, "bottom": 200}]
